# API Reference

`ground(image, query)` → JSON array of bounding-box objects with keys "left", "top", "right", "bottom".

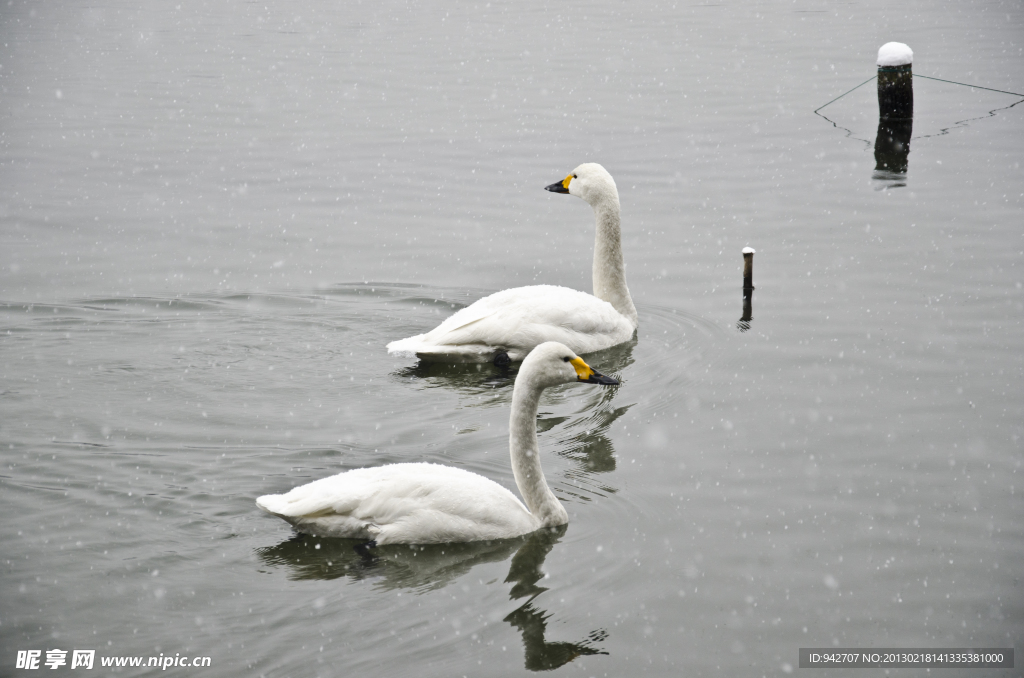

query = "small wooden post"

[
  {"left": 739, "top": 247, "right": 754, "bottom": 331},
  {"left": 742, "top": 247, "right": 755, "bottom": 293}
]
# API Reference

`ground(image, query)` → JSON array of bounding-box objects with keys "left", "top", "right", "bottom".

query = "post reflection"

[
  {"left": 255, "top": 526, "right": 608, "bottom": 670},
  {"left": 737, "top": 293, "right": 753, "bottom": 332},
  {"left": 873, "top": 118, "right": 913, "bottom": 186}
]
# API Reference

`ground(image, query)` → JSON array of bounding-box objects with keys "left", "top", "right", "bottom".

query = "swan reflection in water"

[
  {"left": 501, "top": 526, "right": 609, "bottom": 670},
  {"left": 256, "top": 525, "right": 607, "bottom": 670},
  {"left": 391, "top": 334, "right": 635, "bottom": 394},
  {"left": 391, "top": 336, "right": 635, "bottom": 481}
]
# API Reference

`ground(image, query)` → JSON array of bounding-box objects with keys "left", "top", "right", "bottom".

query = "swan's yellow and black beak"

[
  {"left": 570, "top": 357, "right": 619, "bottom": 385},
  {"left": 544, "top": 173, "right": 572, "bottom": 194}
]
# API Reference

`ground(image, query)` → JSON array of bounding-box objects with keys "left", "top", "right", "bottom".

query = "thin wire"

[
  {"left": 813, "top": 76, "right": 876, "bottom": 113},
  {"left": 914, "top": 74, "right": 1024, "bottom": 98},
  {"left": 815, "top": 73, "right": 1024, "bottom": 114}
]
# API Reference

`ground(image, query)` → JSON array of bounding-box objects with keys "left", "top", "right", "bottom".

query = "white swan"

[
  {"left": 387, "top": 163, "right": 637, "bottom": 364},
  {"left": 256, "top": 342, "right": 619, "bottom": 544}
]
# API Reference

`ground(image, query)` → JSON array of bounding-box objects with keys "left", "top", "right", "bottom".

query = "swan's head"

[
  {"left": 521, "top": 341, "right": 620, "bottom": 388},
  {"left": 544, "top": 163, "right": 618, "bottom": 206}
]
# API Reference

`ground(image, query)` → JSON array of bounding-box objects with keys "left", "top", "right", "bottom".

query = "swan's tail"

[
  {"left": 386, "top": 334, "right": 428, "bottom": 358},
  {"left": 256, "top": 492, "right": 340, "bottom": 517},
  {"left": 256, "top": 493, "right": 380, "bottom": 540},
  {"left": 255, "top": 493, "right": 294, "bottom": 516},
  {"left": 387, "top": 337, "right": 506, "bottom": 363}
]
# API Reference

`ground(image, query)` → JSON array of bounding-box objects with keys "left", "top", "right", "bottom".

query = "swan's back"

[
  {"left": 388, "top": 285, "right": 634, "bottom": 362},
  {"left": 257, "top": 462, "right": 537, "bottom": 544}
]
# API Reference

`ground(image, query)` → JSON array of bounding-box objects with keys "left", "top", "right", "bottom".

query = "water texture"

[{"left": 1, "top": 1, "right": 1022, "bottom": 676}]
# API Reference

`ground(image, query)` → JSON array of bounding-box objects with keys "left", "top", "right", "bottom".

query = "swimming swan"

[
  {"left": 387, "top": 163, "right": 637, "bottom": 364},
  {"left": 256, "top": 342, "right": 619, "bottom": 544}
]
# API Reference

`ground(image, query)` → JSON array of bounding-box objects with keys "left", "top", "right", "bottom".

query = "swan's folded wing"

[
  {"left": 257, "top": 463, "right": 530, "bottom": 523},
  {"left": 386, "top": 299, "right": 501, "bottom": 356},
  {"left": 256, "top": 472, "right": 369, "bottom": 518},
  {"left": 416, "top": 286, "right": 631, "bottom": 351}
]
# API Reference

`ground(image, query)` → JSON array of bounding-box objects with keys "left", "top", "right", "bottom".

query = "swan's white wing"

[
  {"left": 387, "top": 285, "right": 634, "bottom": 362},
  {"left": 257, "top": 463, "right": 537, "bottom": 543}
]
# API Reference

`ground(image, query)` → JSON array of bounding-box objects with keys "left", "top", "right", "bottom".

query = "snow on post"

[{"left": 877, "top": 42, "right": 913, "bottom": 120}]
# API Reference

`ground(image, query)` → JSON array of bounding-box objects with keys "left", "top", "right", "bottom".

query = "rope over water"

[
  {"left": 815, "top": 74, "right": 1024, "bottom": 113},
  {"left": 913, "top": 75, "right": 1024, "bottom": 98}
]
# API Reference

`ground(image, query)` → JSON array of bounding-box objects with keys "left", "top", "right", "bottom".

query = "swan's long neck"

[
  {"left": 509, "top": 380, "right": 568, "bottom": 527},
  {"left": 591, "top": 196, "right": 638, "bottom": 327}
]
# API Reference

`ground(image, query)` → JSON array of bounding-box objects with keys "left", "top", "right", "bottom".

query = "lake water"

[{"left": 2, "top": 0, "right": 1022, "bottom": 675}]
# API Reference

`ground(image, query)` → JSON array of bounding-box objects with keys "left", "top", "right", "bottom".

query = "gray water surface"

[{"left": 2, "top": 1, "right": 1022, "bottom": 676}]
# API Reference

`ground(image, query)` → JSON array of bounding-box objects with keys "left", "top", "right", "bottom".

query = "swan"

[
  {"left": 256, "top": 342, "right": 619, "bottom": 544},
  {"left": 387, "top": 163, "right": 638, "bottom": 364}
]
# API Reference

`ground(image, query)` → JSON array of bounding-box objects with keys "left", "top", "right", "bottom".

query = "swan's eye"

[
  {"left": 572, "top": 174, "right": 577, "bottom": 179},
  {"left": 562, "top": 356, "right": 571, "bottom": 362}
]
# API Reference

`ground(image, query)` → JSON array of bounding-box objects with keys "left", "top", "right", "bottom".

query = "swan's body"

[
  {"left": 387, "top": 285, "right": 631, "bottom": 364},
  {"left": 256, "top": 342, "right": 619, "bottom": 544},
  {"left": 258, "top": 462, "right": 537, "bottom": 543},
  {"left": 387, "top": 163, "right": 637, "bottom": 363}
]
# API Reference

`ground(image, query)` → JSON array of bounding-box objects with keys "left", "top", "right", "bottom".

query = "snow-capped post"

[
  {"left": 742, "top": 247, "right": 755, "bottom": 293},
  {"left": 738, "top": 247, "right": 755, "bottom": 331},
  {"left": 877, "top": 42, "right": 913, "bottom": 120},
  {"left": 874, "top": 43, "right": 914, "bottom": 176}
]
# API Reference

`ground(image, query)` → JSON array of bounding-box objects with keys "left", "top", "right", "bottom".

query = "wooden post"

[
  {"left": 877, "top": 42, "right": 913, "bottom": 120},
  {"left": 742, "top": 247, "right": 755, "bottom": 293},
  {"left": 739, "top": 247, "right": 754, "bottom": 331},
  {"left": 875, "top": 43, "right": 914, "bottom": 178}
]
